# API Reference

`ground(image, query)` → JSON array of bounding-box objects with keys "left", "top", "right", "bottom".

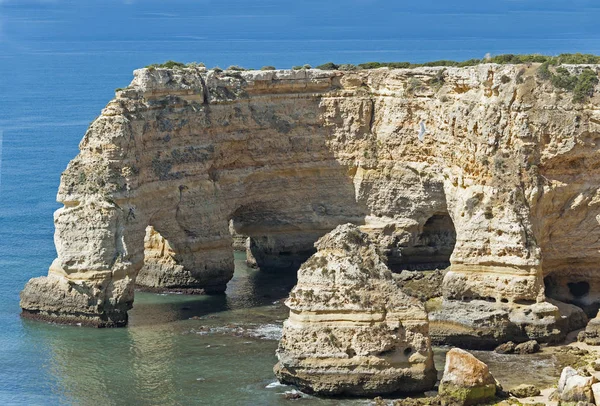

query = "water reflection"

[
  {"left": 23, "top": 252, "right": 308, "bottom": 405},
  {"left": 127, "top": 252, "right": 297, "bottom": 327}
]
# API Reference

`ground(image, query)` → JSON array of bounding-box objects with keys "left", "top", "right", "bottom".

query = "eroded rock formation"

[
  {"left": 274, "top": 224, "right": 436, "bottom": 395},
  {"left": 19, "top": 63, "right": 600, "bottom": 338}
]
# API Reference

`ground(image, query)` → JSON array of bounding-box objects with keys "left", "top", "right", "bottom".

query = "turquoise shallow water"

[{"left": 1, "top": 1, "right": 599, "bottom": 404}]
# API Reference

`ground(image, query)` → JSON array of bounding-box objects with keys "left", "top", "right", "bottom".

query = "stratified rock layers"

[
  {"left": 274, "top": 224, "right": 436, "bottom": 395},
  {"left": 20, "top": 64, "right": 600, "bottom": 336}
]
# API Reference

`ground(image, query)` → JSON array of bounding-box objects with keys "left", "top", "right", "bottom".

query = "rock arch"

[{"left": 20, "top": 65, "right": 600, "bottom": 344}]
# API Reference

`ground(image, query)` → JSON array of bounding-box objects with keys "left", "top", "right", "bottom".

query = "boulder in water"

[{"left": 438, "top": 348, "right": 497, "bottom": 406}]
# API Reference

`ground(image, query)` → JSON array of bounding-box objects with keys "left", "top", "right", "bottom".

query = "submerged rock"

[
  {"left": 274, "top": 224, "right": 436, "bottom": 396},
  {"left": 438, "top": 348, "right": 496, "bottom": 406}
]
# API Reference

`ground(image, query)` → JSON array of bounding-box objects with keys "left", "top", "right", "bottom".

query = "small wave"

[
  {"left": 247, "top": 324, "right": 283, "bottom": 340},
  {"left": 265, "top": 381, "right": 286, "bottom": 389}
]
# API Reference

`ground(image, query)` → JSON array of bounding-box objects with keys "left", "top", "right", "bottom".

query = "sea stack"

[{"left": 274, "top": 224, "right": 436, "bottom": 395}]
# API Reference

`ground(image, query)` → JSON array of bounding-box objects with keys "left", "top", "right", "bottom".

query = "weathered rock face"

[
  {"left": 274, "top": 224, "right": 436, "bottom": 395},
  {"left": 19, "top": 63, "right": 600, "bottom": 335},
  {"left": 438, "top": 348, "right": 497, "bottom": 406}
]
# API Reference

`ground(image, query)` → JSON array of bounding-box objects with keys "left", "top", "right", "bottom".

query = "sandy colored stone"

[
  {"left": 583, "top": 311, "right": 600, "bottom": 345},
  {"left": 509, "top": 384, "right": 541, "bottom": 398},
  {"left": 560, "top": 374, "right": 596, "bottom": 404},
  {"left": 591, "top": 382, "right": 600, "bottom": 405},
  {"left": 494, "top": 341, "right": 516, "bottom": 354},
  {"left": 515, "top": 340, "right": 540, "bottom": 354},
  {"left": 19, "top": 64, "right": 600, "bottom": 334},
  {"left": 438, "top": 348, "right": 496, "bottom": 405},
  {"left": 274, "top": 224, "right": 436, "bottom": 395}
]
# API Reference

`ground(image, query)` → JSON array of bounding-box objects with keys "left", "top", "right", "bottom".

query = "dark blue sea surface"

[{"left": 0, "top": 1, "right": 598, "bottom": 404}]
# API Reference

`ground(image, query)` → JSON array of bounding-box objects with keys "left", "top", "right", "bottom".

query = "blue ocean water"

[{"left": 0, "top": 1, "right": 599, "bottom": 404}]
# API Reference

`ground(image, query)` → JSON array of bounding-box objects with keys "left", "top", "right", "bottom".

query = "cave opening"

[
  {"left": 568, "top": 281, "right": 591, "bottom": 298},
  {"left": 389, "top": 212, "right": 457, "bottom": 272},
  {"left": 544, "top": 274, "right": 597, "bottom": 317}
]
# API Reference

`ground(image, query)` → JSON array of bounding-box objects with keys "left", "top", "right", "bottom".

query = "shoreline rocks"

[
  {"left": 553, "top": 366, "right": 600, "bottom": 405},
  {"left": 509, "top": 383, "right": 541, "bottom": 398},
  {"left": 438, "top": 348, "right": 497, "bottom": 406},
  {"left": 494, "top": 340, "right": 540, "bottom": 355}
]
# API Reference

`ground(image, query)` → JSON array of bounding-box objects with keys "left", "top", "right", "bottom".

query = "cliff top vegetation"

[{"left": 145, "top": 53, "right": 600, "bottom": 72}]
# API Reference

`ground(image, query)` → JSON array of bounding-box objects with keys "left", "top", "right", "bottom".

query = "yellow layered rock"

[{"left": 18, "top": 64, "right": 600, "bottom": 336}]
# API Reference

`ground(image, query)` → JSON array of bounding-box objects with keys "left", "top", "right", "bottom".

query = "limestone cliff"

[
  {"left": 274, "top": 224, "right": 436, "bottom": 395},
  {"left": 19, "top": 63, "right": 600, "bottom": 338}
]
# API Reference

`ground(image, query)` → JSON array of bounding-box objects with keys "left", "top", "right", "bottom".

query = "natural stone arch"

[{"left": 20, "top": 64, "right": 593, "bottom": 344}]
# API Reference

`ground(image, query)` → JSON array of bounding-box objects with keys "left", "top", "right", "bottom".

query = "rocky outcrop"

[
  {"left": 274, "top": 224, "right": 436, "bottom": 395},
  {"left": 556, "top": 367, "right": 597, "bottom": 405},
  {"left": 20, "top": 63, "right": 600, "bottom": 338},
  {"left": 438, "top": 348, "right": 497, "bottom": 406},
  {"left": 583, "top": 312, "right": 600, "bottom": 345}
]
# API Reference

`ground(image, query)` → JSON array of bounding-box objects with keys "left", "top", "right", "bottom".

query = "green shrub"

[
  {"left": 500, "top": 75, "right": 511, "bottom": 84},
  {"left": 338, "top": 63, "right": 357, "bottom": 71},
  {"left": 145, "top": 60, "right": 186, "bottom": 69},
  {"left": 315, "top": 62, "right": 338, "bottom": 70},
  {"left": 430, "top": 69, "right": 446, "bottom": 89},
  {"left": 421, "top": 60, "right": 460, "bottom": 67},
  {"left": 212, "top": 66, "right": 223, "bottom": 73},
  {"left": 144, "top": 54, "right": 600, "bottom": 75},
  {"left": 383, "top": 62, "right": 411, "bottom": 69},
  {"left": 556, "top": 53, "right": 600, "bottom": 64},
  {"left": 187, "top": 62, "right": 205, "bottom": 68},
  {"left": 261, "top": 65, "right": 276, "bottom": 70},
  {"left": 573, "top": 68, "right": 599, "bottom": 103},
  {"left": 551, "top": 67, "right": 578, "bottom": 90},
  {"left": 457, "top": 58, "right": 482, "bottom": 67},
  {"left": 488, "top": 54, "right": 551, "bottom": 65},
  {"left": 226, "top": 65, "right": 246, "bottom": 71},
  {"left": 407, "top": 77, "right": 425, "bottom": 94},
  {"left": 538, "top": 63, "right": 599, "bottom": 103},
  {"left": 537, "top": 62, "right": 552, "bottom": 80},
  {"left": 358, "top": 62, "right": 384, "bottom": 69}
]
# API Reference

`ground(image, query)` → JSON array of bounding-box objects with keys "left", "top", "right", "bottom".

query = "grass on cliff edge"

[
  {"left": 145, "top": 53, "right": 600, "bottom": 71},
  {"left": 143, "top": 53, "right": 600, "bottom": 102}
]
